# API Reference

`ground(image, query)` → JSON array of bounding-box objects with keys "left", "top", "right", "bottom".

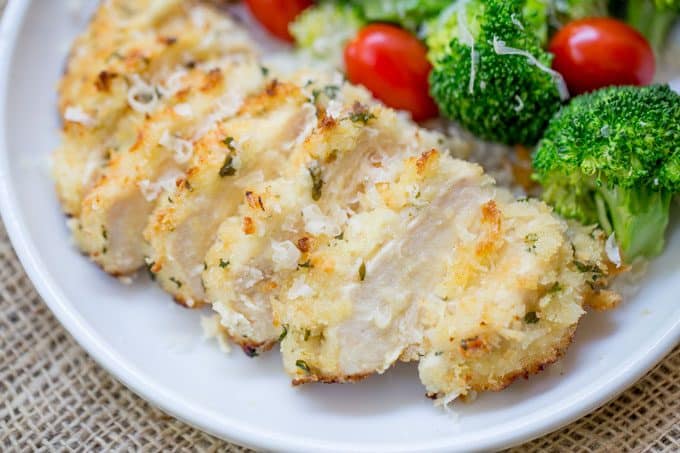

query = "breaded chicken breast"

[
  {"left": 74, "top": 60, "right": 265, "bottom": 275},
  {"left": 275, "top": 148, "right": 617, "bottom": 399},
  {"left": 144, "top": 76, "right": 328, "bottom": 307},
  {"left": 53, "top": 0, "right": 256, "bottom": 216},
  {"left": 203, "top": 98, "right": 469, "bottom": 354}
]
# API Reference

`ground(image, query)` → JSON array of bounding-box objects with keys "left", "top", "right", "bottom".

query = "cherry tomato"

[
  {"left": 244, "top": 0, "right": 313, "bottom": 42},
  {"left": 549, "top": 18, "right": 655, "bottom": 95},
  {"left": 344, "top": 24, "right": 438, "bottom": 121}
]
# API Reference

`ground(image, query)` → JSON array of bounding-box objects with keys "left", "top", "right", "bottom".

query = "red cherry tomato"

[
  {"left": 244, "top": 0, "right": 313, "bottom": 42},
  {"left": 549, "top": 18, "right": 655, "bottom": 95},
  {"left": 344, "top": 24, "right": 438, "bottom": 121}
]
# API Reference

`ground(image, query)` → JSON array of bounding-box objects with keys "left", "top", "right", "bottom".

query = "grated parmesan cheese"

[
  {"left": 326, "top": 99, "right": 343, "bottom": 119},
  {"left": 302, "top": 204, "right": 342, "bottom": 237},
  {"left": 64, "top": 106, "right": 95, "bottom": 127},
  {"left": 81, "top": 148, "right": 106, "bottom": 186},
  {"left": 492, "top": 37, "right": 570, "bottom": 101},
  {"left": 283, "top": 103, "right": 317, "bottom": 150},
  {"left": 138, "top": 168, "right": 184, "bottom": 202},
  {"left": 173, "top": 103, "right": 193, "bottom": 117},
  {"left": 605, "top": 233, "right": 622, "bottom": 268},
  {"left": 271, "top": 240, "right": 302, "bottom": 271},
  {"left": 237, "top": 267, "right": 264, "bottom": 289},
  {"left": 457, "top": 0, "right": 477, "bottom": 94},
  {"left": 127, "top": 74, "right": 160, "bottom": 113},
  {"left": 193, "top": 94, "right": 244, "bottom": 139},
  {"left": 510, "top": 13, "right": 525, "bottom": 30},
  {"left": 200, "top": 314, "right": 232, "bottom": 353},
  {"left": 159, "top": 131, "right": 193, "bottom": 164},
  {"left": 157, "top": 69, "right": 188, "bottom": 98},
  {"left": 287, "top": 275, "right": 315, "bottom": 300}
]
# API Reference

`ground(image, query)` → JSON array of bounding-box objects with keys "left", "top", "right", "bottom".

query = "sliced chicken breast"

[
  {"left": 144, "top": 76, "right": 329, "bottom": 306},
  {"left": 74, "top": 60, "right": 265, "bottom": 275},
  {"left": 203, "top": 101, "right": 467, "bottom": 354},
  {"left": 202, "top": 99, "right": 616, "bottom": 400},
  {"left": 416, "top": 216, "right": 617, "bottom": 402},
  {"left": 53, "top": 0, "right": 256, "bottom": 216},
  {"left": 274, "top": 148, "right": 617, "bottom": 400}
]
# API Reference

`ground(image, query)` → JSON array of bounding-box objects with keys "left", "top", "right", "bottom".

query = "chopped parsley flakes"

[
  {"left": 296, "top": 359, "right": 310, "bottom": 373},
  {"left": 307, "top": 161, "right": 323, "bottom": 201},
  {"left": 524, "top": 311, "right": 539, "bottom": 324},
  {"left": 358, "top": 261, "right": 366, "bottom": 281},
  {"left": 219, "top": 155, "right": 236, "bottom": 177}
]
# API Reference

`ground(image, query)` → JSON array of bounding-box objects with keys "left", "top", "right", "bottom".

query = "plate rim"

[{"left": 0, "top": 1, "right": 678, "bottom": 451}]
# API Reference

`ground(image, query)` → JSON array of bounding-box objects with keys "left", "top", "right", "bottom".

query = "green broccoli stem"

[
  {"left": 596, "top": 184, "right": 672, "bottom": 261},
  {"left": 624, "top": 0, "right": 678, "bottom": 53}
]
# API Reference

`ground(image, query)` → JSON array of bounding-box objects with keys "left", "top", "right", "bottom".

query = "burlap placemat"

[{"left": 0, "top": 3, "right": 678, "bottom": 452}]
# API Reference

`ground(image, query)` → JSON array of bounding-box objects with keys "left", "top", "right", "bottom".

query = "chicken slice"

[
  {"left": 203, "top": 103, "right": 468, "bottom": 354},
  {"left": 144, "top": 76, "right": 333, "bottom": 307},
  {"left": 53, "top": 0, "right": 256, "bottom": 216},
  {"left": 273, "top": 148, "right": 616, "bottom": 400},
  {"left": 74, "top": 60, "right": 265, "bottom": 275},
  {"left": 416, "top": 207, "right": 617, "bottom": 402}
]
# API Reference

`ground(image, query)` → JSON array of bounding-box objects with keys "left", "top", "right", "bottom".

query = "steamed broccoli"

[
  {"left": 533, "top": 84, "right": 680, "bottom": 262},
  {"left": 615, "top": 0, "right": 680, "bottom": 52},
  {"left": 352, "top": 0, "right": 452, "bottom": 32},
  {"left": 427, "top": 0, "right": 566, "bottom": 146},
  {"left": 290, "top": 2, "right": 365, "bottom": 67}
]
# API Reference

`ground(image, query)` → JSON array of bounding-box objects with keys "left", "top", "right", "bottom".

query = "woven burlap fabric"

[{"left": 0, "top": 222, "right": 678, "bottom": 452}]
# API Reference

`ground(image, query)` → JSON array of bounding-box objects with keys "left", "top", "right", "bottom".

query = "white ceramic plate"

[{"left": 1, "top": 1, "right": 679, "bottom": 451}]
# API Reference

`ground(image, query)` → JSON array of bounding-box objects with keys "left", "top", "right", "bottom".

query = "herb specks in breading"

[
  {"left": 524, "top": 233, "right": 538, "bottom": 253},
  {"left": 169, "top": 277, "right": 182, "bottom": 288},
  {"left": 325, "top": 149, "right": 338, "bottom": 163},
  {"left": 348, "top": 102, "right": 375, "bottom": 125},
  {"left": 308, "top": 161, "right": 323, "bottom": 201},
  {"left": 460, "top": 336, "right": 483, "bottom": 352},
  {"left": 358, "top": 261, "right": 366, "bottom": 281},
  {"left": 144, "top": 258, "right": 156, "bottom": 281},
  {"left": 574, "top": 261, "right": 604, "bottom": 283},
  {"left": 296, "top": 359, "right": 310, "bottom": 373},
  {"left": 279, "top": 324, "right": 288, "bottom": 342},
  {"left": 548, "top": 282, "right": 562, "bottom": 293},
  {"left": 222, "top": 136, "right": 236, "bottom": 150},
  {"left": 524, "top": 311, "right": 539, "bottom": 324},
  {"left": 219, "top": 259, "right": 230, "bottom": 269},
  {"left": 219, "top": 155, "right": 237, "bottom": 177},
  {"left": 298, "top": 260, "right": 312, "bottom": 269}
]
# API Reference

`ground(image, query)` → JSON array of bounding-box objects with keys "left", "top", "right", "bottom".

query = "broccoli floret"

[
  {"left": 290, "top": 2, "right": 364, "bottom": 67},
  {"left": 352, "top": 0, "right": 452, "bottom": 32},
  {"left": 533, "top": 84, "right": 680, "bottom": 262},
  {"left": 616, "top": 0, "right": 680, "bottom": 52},
  {"left": 427, "top": 0, "right": 565, "bottom": 145}
]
